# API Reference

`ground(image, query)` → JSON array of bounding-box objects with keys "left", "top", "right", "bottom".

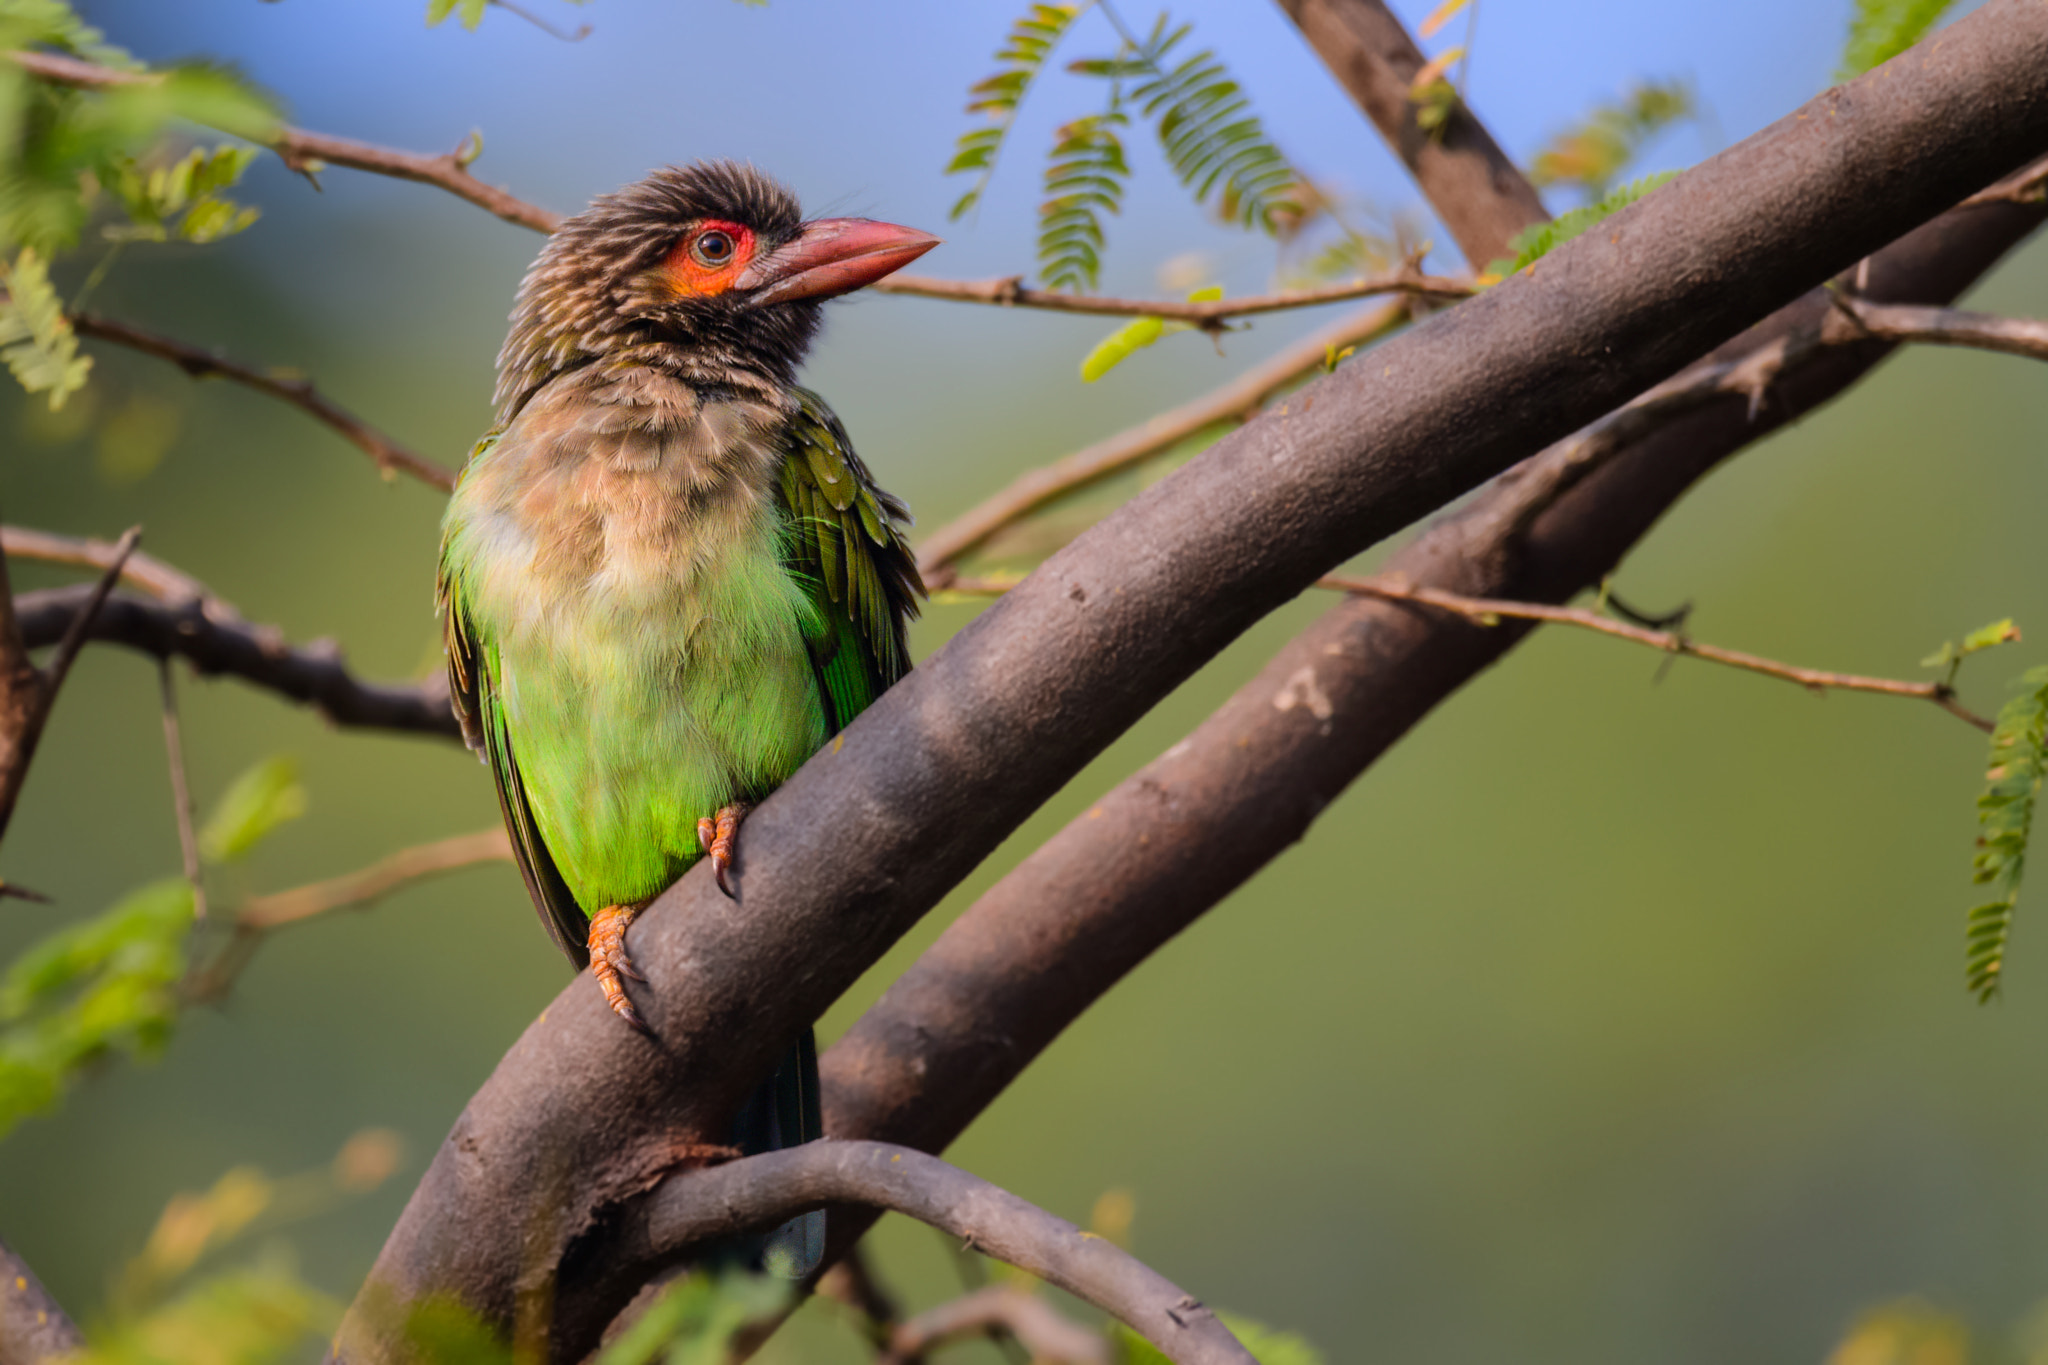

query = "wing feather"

[{"left": 777, "top": 388, "right": 922, "bottom": 733}]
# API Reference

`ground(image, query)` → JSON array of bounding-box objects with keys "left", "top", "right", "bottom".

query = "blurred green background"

[{"left": 4, "top": 1, "right": 2046, "bottom": 1361}]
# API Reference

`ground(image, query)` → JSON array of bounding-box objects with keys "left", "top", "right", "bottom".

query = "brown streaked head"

[{"left": 494, "top": 161, "right": 938, "bottom": 419}]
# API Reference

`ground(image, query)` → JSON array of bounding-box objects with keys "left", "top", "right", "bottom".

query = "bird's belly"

[{"left": 494, "top": 566, "right": 826, "bottom": 912}]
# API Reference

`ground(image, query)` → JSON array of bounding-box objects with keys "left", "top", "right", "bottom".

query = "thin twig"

[
  {"left": 1825, "top": 293, "right": 2048, "bottom": 362},
  {"left": 40, "top": 527, "right": 142, "bottom": 702},
  {"left": 917, "top": 299, "right": 1412, "bottom": 579},
  {"left": 4, "top": 49, "right": 562, "bottom": 236},
  {"left": 870, "top": 269, "right": 1469, "bottom": 322},
  {"left": 0, "top": 529, "right": 139, "bottom": 841},
  {"left": 68, "top": 312, "right": 455, "bottom": 491},
  {"left": 157, "top": 659, "right": 206, "bottom": 921},
  {"left": 239, "top": 827, "right": 511, "bottom": 930},
  {"left": 1, "top": 524, "right": 239, "bottom": 618},
  {"left": 635, "top": 1141, "right": 1253, "bottom": 1365},
  {"left": 1329, "top": 574, "right": 1997, "bottom": 732},
  {"left": 880, "top": 1287, "right": 1110, "bottom": 1365},
  {"left": 814, "top": 1246, "right": 904, "bottom": 1351},
  {"left": 187, "top": 828, "right": 512, "bottom": 1000},
  {"left": 12, "top": 586, "right": 459, "bottom": 741}
]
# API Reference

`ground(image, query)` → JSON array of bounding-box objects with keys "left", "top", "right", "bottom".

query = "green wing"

[
  {"left": 777, "top": 388, "right": 924, "bottom": 733},
  {"left": 438, "top": 435, "right": 591, "bottom": 967}
]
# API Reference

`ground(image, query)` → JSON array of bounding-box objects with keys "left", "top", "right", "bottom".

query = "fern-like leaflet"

[
  {"left": 1094, "top": 13, "right": 1300, "bottom": 234},
  {"left": 945, "top": 3, "right": 1089, "bottom": 221},
  {"left": 1840, "top": 0, "right": 1956, "bottom": 79},
  {"left": 1967, "top": 666, "right": 2048, "bottom": 1001},
  {"left": 1484, "top": 171, "right": 1677, "bottom": 279},
  {"left": 1038, "top": 107, "right": 1130, "bottom": 293},
  {"left": 1528, "top": 79, "right": 1695, "bottom": 200}
]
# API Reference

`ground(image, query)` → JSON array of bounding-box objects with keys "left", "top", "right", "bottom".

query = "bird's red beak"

[{"left": 736, "top": 218, "right": 939, "bottom": 306}]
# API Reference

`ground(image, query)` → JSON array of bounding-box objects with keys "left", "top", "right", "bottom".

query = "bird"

[{"left": 436, "top": 161, "right": 933, "bottom": 1277}]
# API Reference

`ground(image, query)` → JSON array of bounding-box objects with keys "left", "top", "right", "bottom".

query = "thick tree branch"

[
  {"left": 0, "top": 1234, "right": 83, "bottom": 1365},
  {"left": 340, "top": 13, "right": 2048, "bottom": 1360},
  {"left": 917, "top": 299, "right": 1411, "bottom": 579},
  {"left": 1273, "top": 0, "right": 1549, "bottom": 267},
  {"left": 871, "top": 269, "right": 1468, "bottom": 321},
  {"left": 13, "top": 587, "right": 459, "bottom": 741},
  {"left": 573, "top": 1142, "right": 1250, "bottom": 1365},
  {"left": 68, "top": 313, "right": 456, "bottom": 491},
  {"left": 814, "top": 96, "right": 2048, "bottom": 1288}
]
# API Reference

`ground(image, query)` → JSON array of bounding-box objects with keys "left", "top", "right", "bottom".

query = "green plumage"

[{"left": 438, "top": 381, "right": 919, "bottom": 959}]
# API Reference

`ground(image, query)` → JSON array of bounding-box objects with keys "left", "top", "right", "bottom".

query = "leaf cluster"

[
  {"left": 0, "top": 754, "right": 308, "bottom": 1137},
  {"left": 945, "top": 2, "right": 1086, "bottom": 221},
  {"left": 1840, "top": 0, "right": 1957, "bottom": 79},
  {"left": 0, "top": 0, "right": 276, "bottom": 406},
  {"left": 1528, "top": 78, "right": 1695, "bottom": 200},
  {"left": 1967, "top": 665, "right": 2048, "bottom": 1001},
  {"left": 1485, "top": 171, "right": 1677, "bottom": 279},
  {"left": 945, "top": 5, "right": 1299, "bottom": 292}
]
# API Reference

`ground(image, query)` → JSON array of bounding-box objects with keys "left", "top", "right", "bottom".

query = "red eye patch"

[{"left": 664, "top": 220, "right": 756, "bottom": 297}]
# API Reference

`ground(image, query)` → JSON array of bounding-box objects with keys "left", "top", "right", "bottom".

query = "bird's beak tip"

[{"left": 738, "top": 217, "right": 940, "bottom": 305}]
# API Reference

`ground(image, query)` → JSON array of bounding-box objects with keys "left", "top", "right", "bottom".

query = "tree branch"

[
  {"left": 3, "top": 49, "right": 563, "bottom": 237},
  {"left": 1826, "top": 293, "right": 2048, "bottom": 362},
  {"left": 0, "top": 1234, "right": 83, "bottom": 1365},
  {"left": 68, "top": 312, "right": 456, "bottom": 491},
  {"left": 917, "top": 298, "right": 1411, "bottom": 579},
  {"left": 1272, "top": 0, "right": 1549, "bottom": 267},
  {"left": 2, "top": 524, "right": 236, "bottom": 617},
  {"left": 0, "top": 528, "right": 138, "bottom": 842},
  {"left": 813, "top": 83, "right": 2048, "bottom": 1300},
  {"left": 12, "top": 586, "right": 459, "bottom": 742},
  {"left": 878, "top": 1286, "right": 1109, "bottom": 1365},
  {"left": 1329, "top": 574, "right": 1996, "bottom": 730},
  {"left": 570, "top": 1142, "right": 1250, "bottom": 1365},
  {"left": 870, "top": 269, "right": 1468, "bottom": 321},
  {"left": 186, "top": 829, "right": 512, "bottom": 1001},
  {"left": 157, "top": 659, "right": 207, "bottom": 920},
  {"left": 340, "top": 14, "right": 2048, "bottom": 1359}
]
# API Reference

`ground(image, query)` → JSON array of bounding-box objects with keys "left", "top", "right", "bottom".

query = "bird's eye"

[{"left": 691, "top": 230, "right": 735, "bottom": 268}]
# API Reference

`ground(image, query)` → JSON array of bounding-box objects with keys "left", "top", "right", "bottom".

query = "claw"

[
  {"left": 698, "top": 803, "right": 749, "bottom": 900},
  {"left": 587, "top": 903, "right": 652, "bottom": 1035}
]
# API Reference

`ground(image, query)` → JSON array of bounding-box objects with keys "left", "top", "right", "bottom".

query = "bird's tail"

[{"left": 730, "top": 1027, "right": 824, "bottom": 1278}]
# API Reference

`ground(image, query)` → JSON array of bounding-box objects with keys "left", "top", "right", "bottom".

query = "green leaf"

[
  {"left": 596, "top": 1271, "right": 791, "bottom": 1365},
  {"left": 944, "top": 3, "right": 1086, "bottom": 219},
  {"left": 1841, "top": 0, "right": 1956, "bottom": 79},
  {"left": 1484, "top": 171, "right": 1679, "bottom": 278},
  {"left": 1115, "top": 1311, "right": 1324, "bottom": 1365},
  {"left": 1037, "top": 107, "right": 1130, "bottom": 291},
  {"left": 1528, "top": 78, "right": 1696, "bottom": 199},
  {"left": 0, "top": 877, "right": 193, "bottom": 1136},
  {"left": 0, "top": 246, "right": 91, "bottom": 408},
  {"left": 427, "top": 0, "right": 490, "bottom": 28},
  {"left": 1079, "top": 285, "right": 1219, "bottom": 381},
  {"left": 1086, "top": 15, "right": 1300, "bottom": 235},
  {"left": 199, "top": 755, "right": 308, "bottom": 865},
  {"left": 70, "top": 1265, "right": 337, "bottom": 1365},
  {"left": 1960, "top": 665, "right": 2048, "bottom": 1001}
]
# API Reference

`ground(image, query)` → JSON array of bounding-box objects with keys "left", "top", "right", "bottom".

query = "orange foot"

[
  {"left": 695, "top": 802, "right": 750, "bottom": 899},
  {"left": 587, "top": 902, "right": 651, "bottom": 1036}
]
